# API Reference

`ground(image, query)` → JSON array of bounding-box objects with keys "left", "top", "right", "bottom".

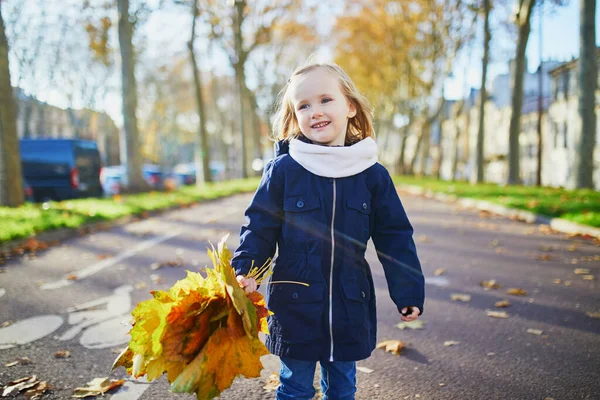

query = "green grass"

[
  {"left": 393, "top": 176, "right": 600, "bottom": 228},
  {"left": 0, "top": 178, "right": 261, "bottom": 243}
]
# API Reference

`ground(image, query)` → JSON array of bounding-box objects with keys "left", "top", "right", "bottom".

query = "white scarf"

[{"left": 288, "top": 137, "right": 378, "bottom": 178}]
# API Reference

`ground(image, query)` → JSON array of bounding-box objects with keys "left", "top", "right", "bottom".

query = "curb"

[{"left": 397, "top": 184, "right": 600, "bottom": 240}]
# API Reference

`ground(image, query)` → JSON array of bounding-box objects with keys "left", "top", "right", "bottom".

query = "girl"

[{"left": 232, "top": 61, "right": 424, "bottom": 400}]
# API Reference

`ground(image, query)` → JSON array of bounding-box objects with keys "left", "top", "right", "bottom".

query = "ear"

[{"left": 347, "top": 101, "right": 357, "bottom": 118}]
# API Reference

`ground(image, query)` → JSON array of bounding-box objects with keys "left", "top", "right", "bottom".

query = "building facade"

[{"left": 14, "top": 88, "right": 120, "bottom": 166}]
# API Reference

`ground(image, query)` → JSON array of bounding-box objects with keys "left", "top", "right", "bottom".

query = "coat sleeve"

[
  {"left": 370, "top": 167, "right": 425, "bottom": 315},
  {"left": 231, "top": 159, "right": 284, "bottom": 277}
]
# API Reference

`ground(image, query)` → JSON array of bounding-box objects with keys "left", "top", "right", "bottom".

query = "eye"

[
  {"left": 298, "top": 104, "right": 309, "bottom": 110},
  {"left": 322, "top": 97, "right": 332, "bottom": 104}
]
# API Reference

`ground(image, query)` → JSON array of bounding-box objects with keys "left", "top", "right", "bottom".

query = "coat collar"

[{"left": 284, "top": 137, "right": 378, "bottom": 178}]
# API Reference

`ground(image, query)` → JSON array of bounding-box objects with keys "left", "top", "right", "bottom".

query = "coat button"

[
  {"left": 296, "top": 200, "right": 304, "bottom": 208},
  {"left": 362, "top": 203, "right": 368, "bottom": 210},
  {"left": 361, "top": 291, "right": 366, "bottom": 298},
  {"left": 292, "top": 293, "right": 299, "bottom": 299}
]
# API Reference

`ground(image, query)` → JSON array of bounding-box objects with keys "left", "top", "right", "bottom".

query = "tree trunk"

[
  {"left": 535, "top": 2, "right": 544, "bottom": 186},
  {"left": 418, "top": 122, "right": 431, "bottom": 177},
  {"left": 233, "top": 0, "right": 248, "bottom": 178},
  {"left": 0, "top": 6, "right": 24, "bottom": 206},
  {"left": 189, "top": 0, "right": 212, "bottom": 185},
  {"left": 117, "top": 0, "right": 146, "bottom": 192},
  {"left": 507, "top": 0, "right": 536, "bottom": 185},
  {"left": 435, "top": 120, "right": 445, "bottom": 179},
  {"left": 475, "top": 0, "right": 491, "bottom": 184},
  {"left": 573, "top": 0, "right": 597, "bottom": 189}
]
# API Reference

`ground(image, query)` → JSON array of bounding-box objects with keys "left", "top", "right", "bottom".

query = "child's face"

[{"left": 289, "top": 67, "right": 357, "bottom": 146}]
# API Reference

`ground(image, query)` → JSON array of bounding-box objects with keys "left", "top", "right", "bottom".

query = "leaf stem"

[{"left": 264, "top": 281, "right": 310, "bottom": 287}]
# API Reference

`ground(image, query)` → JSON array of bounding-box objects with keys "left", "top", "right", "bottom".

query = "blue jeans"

[{"left": 276, "top": 357, "right": 356, "bottom": 400}]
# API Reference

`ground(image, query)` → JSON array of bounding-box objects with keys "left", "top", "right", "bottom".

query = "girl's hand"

[
  {"left": 236, "top": 275, "right": 257, "bottom": 293},
  {"left": 400, "top": 307, "right": 421, "bottom": 322}
]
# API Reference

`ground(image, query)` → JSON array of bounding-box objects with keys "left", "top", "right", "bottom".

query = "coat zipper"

[{"left": 329, "top": 179, "right": 336, "bottom": 362}]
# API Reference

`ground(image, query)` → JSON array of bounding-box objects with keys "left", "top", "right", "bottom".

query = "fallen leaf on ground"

[
  {"left": 480, "top": 280, "right": 501, "bottom": 290},
  {"left": 582, "top": 275, "right": 595, "bottom": 281},
  {"left": 134, "top": 282, "right": 148, "bottom": 290},
  {"left": 55, "top": 350, "right": 71, "bottom": 358},
  {"left": 527, "top": 328, "right": 543, "bottom": 336},
  {"left": 574, "top": 268, "right": 590, "bottom": 275},
  {"left": 97, "top": 254, "right": 113, "bottom": 260},
  {"left": 434, "top": 268, "right": 446, "bottom": 276},
  {"left": 535, "top": 254, "right": 553, "bottom": 261},
  {"left": 2, "top": 320, "right": 13, "bottom": 327},
  {"left": 586, "top": 311, "right": 600, "bottom": 319},
  {"left": 506, "top": 288, "right": 527, "bottom": 296},
  {"left": 444, "top": 341, "right": 460, "bottom": 347},
  {"left": 2, "top": 376, "right": 40, "bottom": 397},
  {"left": 395, "top": 320, "right": 424, "bottom": 330},
  {"left": 495, "top": 300, "right": 511, "bottom": 308},
  {"left": 24, "top": 381, "right": 51, "bottom": 400},
  {"left": 356, "top": 366, "right": 374, "bottom": 374},
  {"left": 552, "top": 279, "right": 562, "bottom": 284},
  {"left": 4, "top": 357, "right": 32, "bottom": 367},
  {"left": 66, "top": 274, "right": 78, "bottom": 281},
  {"left": 451, "top": 293, "right": 471, "bottom": 302},
  {"left": 417, "top": 235, "right": 431, "bottom": 243},
  {"left": 150, "top": 258, "right": 184, "bottom": 271},
  {"left": 487, "top": 311, "right": 509, "bottom": 319},
  {"left": 489, "top": 239, "right": 500, "bottom": 247},
  {"left": 564, "top": 281, "right": 573, "bottom": 286},
  {"left": 376, "top": 340, "right": 405, "bottom": 355},
  {"left": 263, "top": 373, "right": 279, "bottom": 392},
  {"left": 72, "top": 378, "right": 125, "bottom": 398}
]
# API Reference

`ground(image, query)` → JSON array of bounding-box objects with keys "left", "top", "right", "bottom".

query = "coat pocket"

[
  {"left": 336, "top": 279, "right": 371, "bottom": 345},
  {"left": 345, "top": 197, "right": 371, "bottom": 243},
  {"left": 267, "top": 282, "right": 326, "bottom": 344},
  {"left": 282, "top": 195, "right": 323, "bottom": 252}
]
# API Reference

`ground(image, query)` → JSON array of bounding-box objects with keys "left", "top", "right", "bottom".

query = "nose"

[{"left": 311, "top": 107, "right": 323, "bottom": 119}]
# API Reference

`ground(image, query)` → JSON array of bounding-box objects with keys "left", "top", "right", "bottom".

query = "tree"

[
  {"left": 475, "top": 0, "right": 492, "bottom": 183},
  {"left": 189, "top": 0, "right": 212, "bottom": 184},
  {"left": 117, "top": 0, "right": 147, "bottom": 192},
  {"left": 572, "top": 0, "right": 597, "bottom": 189},
  {"left": 0, "top": 3, "right": 24, "bottom": 206}
]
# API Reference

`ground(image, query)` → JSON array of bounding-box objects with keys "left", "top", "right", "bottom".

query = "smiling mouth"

[{"left": 311, "top": 121, "right": 330, "bottom": 129}]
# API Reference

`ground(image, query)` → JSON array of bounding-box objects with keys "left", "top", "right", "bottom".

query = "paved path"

[{"left": 0, "top": 192, "right": 598, "bottom": 399}]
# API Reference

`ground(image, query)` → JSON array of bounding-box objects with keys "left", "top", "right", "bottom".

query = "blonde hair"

[{"left": 271, "top": 61, "right": 375, "bottom": 145}]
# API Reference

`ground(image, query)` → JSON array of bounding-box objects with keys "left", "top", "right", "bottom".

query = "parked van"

[{"left": 20, "top": 139, "right": 104, "bottom": 201}]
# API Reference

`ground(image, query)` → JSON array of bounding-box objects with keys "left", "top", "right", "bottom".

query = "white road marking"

[
  {"left": 110, "top": 378, "right": 150, "bottom": 399},
  {"left": 426, "top": 276, "right": 450, "bottom": 287},
  {"left": 59, "top": 285, "right": 133, "bottom": 348},
  {"left": 0, "top": 315, "right": 64, "bottom": 349},
  {"left": 40, "top": 231, "right": 182, "bottom": 290}
]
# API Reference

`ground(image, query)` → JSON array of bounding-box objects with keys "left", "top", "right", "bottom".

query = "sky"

[{"left": 445, "top": 0, "right": 600, "bottom": 100}]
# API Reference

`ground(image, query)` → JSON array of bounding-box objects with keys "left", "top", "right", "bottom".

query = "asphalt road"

[{"left": 0, "top": 191, "right": 598, "bottom": 400}]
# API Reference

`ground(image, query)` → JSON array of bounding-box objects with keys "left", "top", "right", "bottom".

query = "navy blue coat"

[{"left": 232, "top": 141, "right": 424, "bottom": 362}]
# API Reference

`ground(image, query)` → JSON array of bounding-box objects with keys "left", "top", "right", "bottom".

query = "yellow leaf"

[
  {"left": 376, "top": 340, "right": 404, "bottom": 355},
  {"left": 574, "top": 268, "right": 590, "bottom": 275},
  {"left": 434, "top": 268, "right": 446, "bottom": 276},
  {"left": 450, "top": 293, "right": 471, "bottom": 302},
  {"left": 586, "top": 311, "right": 600, "bottom": 319},
  {"left": 506, "top": 288, "right": 527, "bottom": 296},
  {"left": 480, "top": 280, "right": 501, "bottom": 290},
  {"left": 487, "top": 311, "right": 509, "bottom": 319},
  {"left": 72, "top": 378, "right": 124, "bottom": 398},
  {"left": 527, "top": 328, "right": 543, "bottom": 336},
  {"left": 444, "top": 341, "right": 459, "bottom": 347},
  {"left": 395, "top": 320, "right": 424, "bottom": 330},
  {"left": 495, "top": 300, "right": 510, "bottom": 308}
]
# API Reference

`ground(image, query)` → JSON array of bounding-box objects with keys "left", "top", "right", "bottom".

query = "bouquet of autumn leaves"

[{"left": 111, "top": 235, "right": 272, "bottom": 400}]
